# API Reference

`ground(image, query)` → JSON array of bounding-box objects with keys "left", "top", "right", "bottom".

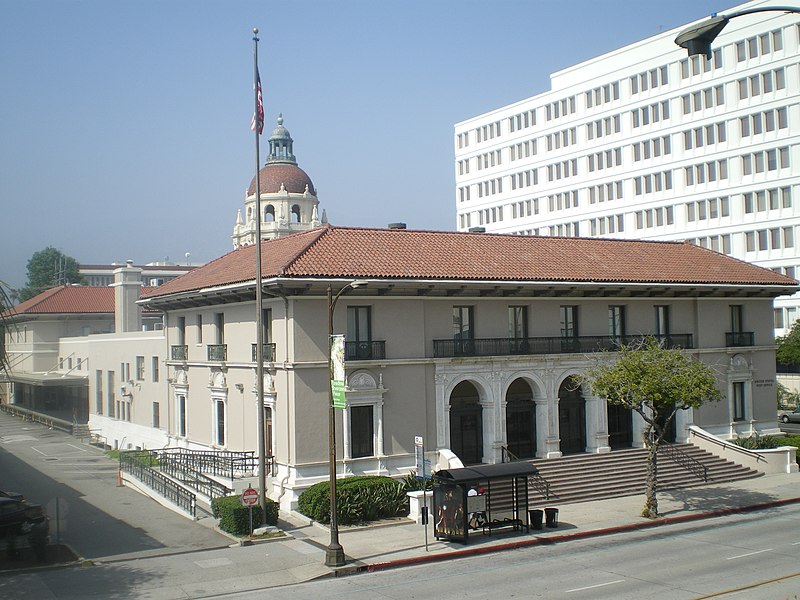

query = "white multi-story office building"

[{"left": 454, "top": 0, "right": 800, "bottom": 334}]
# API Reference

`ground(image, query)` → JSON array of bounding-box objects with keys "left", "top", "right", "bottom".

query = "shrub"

[
  {"left": 401, "top": 471, "right": 434, "bottom": 491},
  {"left": 730, "top": 433, "right": 782, "bottom": 450},
  {"left": 211, "top": 494, "right": 278, "bottom": 536},
  {"left": 297, "top": 475, "right": 409, "bottom": 525}
]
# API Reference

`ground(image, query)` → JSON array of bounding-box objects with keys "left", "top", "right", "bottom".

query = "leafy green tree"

[
  {"left": 583, "top": 337, "right": 722, "bottom": 519},
  {"left": 0, "top": 280, "right": 17, "bottom": 381},
  {"left": 776, "top": 320, "right": 800, "bottom": 366},
  {"left": 19, "top": 247, "right": 83, "bottom": 301},
  {"left": 777, "top": 381, "right": 800, "bottom": 409}
]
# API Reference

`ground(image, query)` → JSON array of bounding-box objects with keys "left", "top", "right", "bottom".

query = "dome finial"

[{"left": 266, "top": 113, "right": 296, "bottom": 165}]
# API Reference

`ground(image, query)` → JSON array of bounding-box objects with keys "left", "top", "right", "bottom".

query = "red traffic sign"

[{"left": 241, "top": 487, "right": 259, "bottom": 506}]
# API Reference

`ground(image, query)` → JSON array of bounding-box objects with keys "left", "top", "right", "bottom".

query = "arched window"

[
  {"left": 291, "top": 204, "right": 301, "bottom": 223},
  {"left": 264, "top": 205, "right": 275, "bottom": 222}
]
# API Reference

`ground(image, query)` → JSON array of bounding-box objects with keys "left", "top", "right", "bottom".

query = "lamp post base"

[{"left": 325, "top": 542, "right": 346, "bottom": 567}]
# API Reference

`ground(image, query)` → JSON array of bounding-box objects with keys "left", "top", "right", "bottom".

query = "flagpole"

[{"left": 252, "top": 27, "right": 267, "bottom": 515}]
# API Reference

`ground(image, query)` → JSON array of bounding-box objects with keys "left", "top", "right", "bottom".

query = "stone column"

[
  {"left": 585, "top": 393, "right": 611, "bottom": 454},
  {"left": 434, "top": 372, "right": 449, "bottom": 451}
]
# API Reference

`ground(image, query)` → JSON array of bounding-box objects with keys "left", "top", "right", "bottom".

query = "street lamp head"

[
  {"left": 674, "top": 15, "right": 729, "bottom": 59},
  {"left": 350, "top": 280, "right": 368, "bottom": 290}
]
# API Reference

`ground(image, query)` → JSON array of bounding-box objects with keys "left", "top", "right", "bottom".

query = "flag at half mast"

[{"left": 250, "top": 70, "right": 264, "bottom": 134}]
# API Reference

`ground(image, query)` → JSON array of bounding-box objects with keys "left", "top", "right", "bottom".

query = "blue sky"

[{"left": 0, "top": 0, "right": 726, "bottom": 291}]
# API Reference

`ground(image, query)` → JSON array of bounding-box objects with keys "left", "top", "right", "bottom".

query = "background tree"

[
  {"left": 584, "top": 337, "right": 722, "bottom": 519},
  {"left": 776, "top": 319, "right": 800, "bottom": 367},
  {"left": 0, "top": 280, "right": 17, "bottom": 383},
  {"left": 19, "top": 247, "right": 83, "bottom": 301}
]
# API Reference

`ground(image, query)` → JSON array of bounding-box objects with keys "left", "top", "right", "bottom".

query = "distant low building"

[
  {"left": 1, "top": 262, "right": 163, "bottom": 422},
  {"left": 80, "top": 262, "right": 199, "bottom": 288}
]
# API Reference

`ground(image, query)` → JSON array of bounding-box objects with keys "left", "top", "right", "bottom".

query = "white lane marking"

[
  {"left": 66, "top": 444, "right": 89, "bottom": 452},
  {"left": 566, "top": 579, "right": 625, "bottom": 593},
  {"left": 194, "top": 557, "right": 233, "bottom": 568},
  {"left": 31, "top": 446, "right": 48, "bottom": 456},
  {"left": 727, "top": 548, "right": 773, "bottom": 560}
]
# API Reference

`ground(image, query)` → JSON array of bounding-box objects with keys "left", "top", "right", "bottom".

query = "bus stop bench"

[{"left": 483, "top": 517, "right": 524, "bottom": 534}]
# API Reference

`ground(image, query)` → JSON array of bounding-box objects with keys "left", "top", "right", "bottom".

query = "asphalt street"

[{"left": 225, "top": 505, "right": 800, "bottom": 600}]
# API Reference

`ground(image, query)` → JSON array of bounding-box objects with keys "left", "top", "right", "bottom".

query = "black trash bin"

[
  {"left": 544, "top": 507, "right": 559, "bottom": 528},
  {"left": 529, "top": 509, "right": 543, "bottom": 530}
]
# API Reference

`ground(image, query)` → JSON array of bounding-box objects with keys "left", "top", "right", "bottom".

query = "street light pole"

[
  {"left": 674, "top": 7, "right": 799, "bottom": 58},
  {"left": 325, "top": 280, "right": 366, "bottom": 567}
]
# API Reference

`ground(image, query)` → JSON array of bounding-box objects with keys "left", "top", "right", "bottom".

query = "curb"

[{"left": 350, "top": 496, "right": 800, "bottom": 574}]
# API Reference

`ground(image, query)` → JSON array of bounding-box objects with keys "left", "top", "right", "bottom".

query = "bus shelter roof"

[{"left": 434, "top": 462, "right": 539, "bottom": 483}]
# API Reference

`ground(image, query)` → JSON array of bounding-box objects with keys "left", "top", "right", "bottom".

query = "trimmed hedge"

[
  {"left": 297, "top": 475, "right": 408, "bottom": 525},
  {"left": 211, "top": 494, "right": 279, "bottom": 536},
  {"left": 731, "top": 434, "right": 800, "bottom": 464}
]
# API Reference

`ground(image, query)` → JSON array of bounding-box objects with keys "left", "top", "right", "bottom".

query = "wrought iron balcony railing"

[
  {"left": 726, "top": 331, "right": 754, "bottom": 347},
  {"left": 207, "top": 344, "right": 227, "bottom": 362},
  {"left": 345, "top": 340, "right": 386, "bottom": 361},
  {"left": 432, "top": 334, "right": 693, "bottom": 358},
  {"left": 170, "top": 345, "right": 188, "bottom": 361},
  {"left": 251, "top": 343, "right": 277, "bottom": 362}
]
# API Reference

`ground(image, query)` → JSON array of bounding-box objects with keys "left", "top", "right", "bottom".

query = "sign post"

[
  {"left": 415, "top": 435, "right": 430, "bottom": 551},
  {"left": 241, "top": 487, "right": 259, "bottom": 536}
]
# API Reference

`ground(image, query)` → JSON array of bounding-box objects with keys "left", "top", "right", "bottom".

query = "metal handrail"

[
  {"left": 658, "top": 442, "right": 708, "bottom": 482},
  {"left": 433, "top": 333, "right": 693, "bottom": 358},
  {"left": 688, "top": 426, "right": 767, "bottom": 462},
  {"left": 157, "top": 447, "right": 263, "bottom": 479},
  {"left": 206, "top": 344, "right": 227, "bottom": 362},
  {"left": 157, "top": 452, "right": 233, "bottom": 501},
  {"left": 500, "top": 445, "right": 521, "bottom": 463},
  {"left": 501, "top": 446, "right": 551, "bottom": 500},
  {"left": 0, "top": 403, "right": 74, "bottom": 434},
  {"left": 345, "top": 340, "right": 386, "bottom": 361},
  {"left": 119, "top": 451, "right": 196, "bottom": 517},
  {"left": 251, "top": 343, "right": 277, "bottom": 362},
  {"left": 726, "top": 331, "right": 755, "bottom": 347}
]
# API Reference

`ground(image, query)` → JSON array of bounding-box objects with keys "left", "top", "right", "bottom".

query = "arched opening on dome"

[
  {"left": 264, "top": 205, "right": 275, "bottom": 223},
  {"left": 291, "top": 204, "right": 301, "bottom": 223},
  {"left": 247, "top": 207, "right": 253, "bottom": 220}
]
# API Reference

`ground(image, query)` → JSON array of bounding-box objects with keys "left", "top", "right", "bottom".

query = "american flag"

[{"left": 250, "top": 70, "right": 264, "bottom": 134}]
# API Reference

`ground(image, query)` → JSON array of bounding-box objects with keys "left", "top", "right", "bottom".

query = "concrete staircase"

[{"left": 524, "top": 444, "right": 763, "bottom": 507}]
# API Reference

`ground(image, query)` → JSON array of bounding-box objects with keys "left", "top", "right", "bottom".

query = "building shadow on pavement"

[
  {"left": 658, "top": 484, "right": 779, "bottom": 516},
  {"left": 0, "top": 560, "right": 167, "bottom": 600}
]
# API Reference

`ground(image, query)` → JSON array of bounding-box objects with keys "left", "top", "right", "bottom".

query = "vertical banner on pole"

[{"left": 330, "top": 334, "right": 346, "bottom": 409}]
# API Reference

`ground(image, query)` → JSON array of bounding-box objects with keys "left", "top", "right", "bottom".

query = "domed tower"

[{"left": 232, "top": 114, "right": 327, "bottom": 247}]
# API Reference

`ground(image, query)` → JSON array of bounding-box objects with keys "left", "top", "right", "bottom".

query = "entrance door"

[
  {"left": 558, "top": 378, "right": 586, "bottom": 454},
  {"left": 505, "top": 379, "right": 536, "bottom": 459},
  {"left": 450, "top": 381, "right": 483, "bottom": 465},
  {"left": 451, "top": 408, "right": 483, "bottom": 464},
  {"left": 608, "top": 403, "right": 633, "bottom": 449}
]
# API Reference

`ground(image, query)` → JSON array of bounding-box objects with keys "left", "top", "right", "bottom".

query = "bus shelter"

[{"left": 432, "top": 462, "right": 539, "bottom": 543}]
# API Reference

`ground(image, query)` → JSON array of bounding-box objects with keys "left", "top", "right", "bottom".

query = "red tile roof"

[
  {"left": 3, "top": 285, "right": 158, "bottom": 318},
  {"left": 3, "top": 286, "right": 115, "bottom": 318},
  {"left": 141, "top": 226, "right": 797, "bottom": 299}
]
